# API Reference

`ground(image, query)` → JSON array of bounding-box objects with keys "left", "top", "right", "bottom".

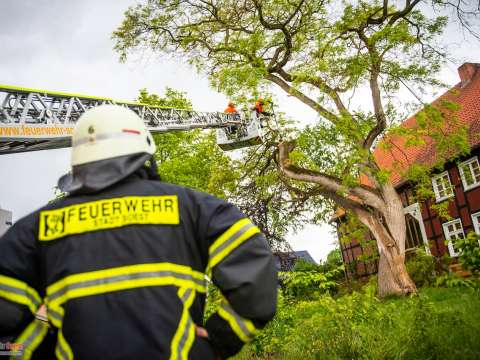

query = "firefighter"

[
  {"left": 0, "top": 105, "right": 277, "bottom": 359},
  {"left": 224, "top": 100, "right": 237, "bottom": 114},
  {"left": 253, "top": 97, "right": 271, "bottom": 117},
  {"left": 224, "top": 100, "right": 239, "bottom": 136}
]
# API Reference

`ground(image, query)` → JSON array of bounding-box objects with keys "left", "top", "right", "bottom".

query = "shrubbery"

[
  {"left": 203, "top": 246, "right": 480, "bottom": 359},
  {"left": 236, "top": 288, "right": 480, "bottom": 359},
  {"left": 405, "top": 249, "right": 437, "bottom": 287},
  {"left": 456, "top": 232, "right": 480, "bottom": 274},
  {"left": 435, "top": 273, "right": 479, "bottom": 289},
  {"left": 281, "top": 265, "right": 343, "bottom": 299}
]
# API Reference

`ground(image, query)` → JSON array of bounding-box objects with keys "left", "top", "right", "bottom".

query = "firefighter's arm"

[
  {"left": 198, "top": 196, "right": 277, "bottom": 358},
  {"left": 0, "top": 216, "right": 43, "bottom": 341}
]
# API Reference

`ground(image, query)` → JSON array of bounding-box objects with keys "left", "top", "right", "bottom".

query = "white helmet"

[{"left": 71, "top": 105, "right": 156, "bottom": 166}]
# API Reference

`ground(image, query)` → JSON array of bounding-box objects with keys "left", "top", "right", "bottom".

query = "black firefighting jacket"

[{"left": 0, "top": 171, "right": 277, "bottom": 359}]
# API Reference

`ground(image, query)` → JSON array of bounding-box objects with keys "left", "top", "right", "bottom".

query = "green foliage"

[
  {"left": 435, "top": 273, "right": 479, "bottom": 289},
  {"left": 324, "top": 248, "right": 344, "bottom": 271},
  {"left": 456, "top": 232, "right": 480, "bottom": 274},
  {"left": 337, "top": 213, "right": 369, "bottom": 246},
  {"left": 112, "top": 2, "right": 459, "bottom": 192},
  {"left": 204, "top": 282, "right": 223, "bottom": 321},
  {"left": 282, "top": 266, "right": 342, "bottom": 299},
  {"left": 137, "top": 87, "right": 193, "bottom": 109},
  {"left": 338, "top": 214, "right": 379, "bottom": 270},
  {"left": 405, "top": 248, "right": 437, "bottom": 287},
  {"left": 235, "top": 288, "right": 480, "bottom": 360},
  {"left": 138, "top": 88, "right": 238, "bottom": 198},
  {"left": 430, "top": 200, "right": 454, "bottom": 221},
  {"left": 293, "top": 248, "right": 343, "bottom": 274},
  {"left": 292, "top": 259, "right": 320, "bottom": 272}
]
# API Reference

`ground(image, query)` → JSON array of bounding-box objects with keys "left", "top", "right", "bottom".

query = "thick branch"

[
  {"left": 276, "top": 68, "right": 350, "bottom": 114},
  {"left": 277, "top": 141, "right": 386, "bottom": 212},
  {"left": 363, "top": 68, "right": 387, "bottom": 149},
  {"left": 266, "top": 73, "right": 340, "bottom": 123}
]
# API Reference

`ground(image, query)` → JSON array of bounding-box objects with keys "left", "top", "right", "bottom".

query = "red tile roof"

[{"left": 372, "top": 63, "right": 480, "bottom": 187}]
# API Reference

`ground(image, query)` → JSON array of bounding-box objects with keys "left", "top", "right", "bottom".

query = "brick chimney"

[{"left": 458, "top": 63, "right": 479, "bottom": 87}]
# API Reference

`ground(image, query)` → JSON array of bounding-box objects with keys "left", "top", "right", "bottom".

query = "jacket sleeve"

[
  {"left": 196, "top": 193, "right": 277, "bottom": 359},
  {"left": 0, "top": 215, "right": 44, "bottom": 344}
]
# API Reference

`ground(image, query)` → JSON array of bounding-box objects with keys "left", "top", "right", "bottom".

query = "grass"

[{"left": 234, "top": 287, "right": 480, "bottom": 360}]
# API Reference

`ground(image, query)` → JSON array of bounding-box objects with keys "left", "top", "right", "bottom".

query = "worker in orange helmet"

[
  {"left": 224, "top": 100, "right": 240, "bottom": 135},
  {"left": 224, "top": 100, "right": 237, "bottom": 114},
  {"left": 253, "top": 97, "right": 271, "bottom": 117}
]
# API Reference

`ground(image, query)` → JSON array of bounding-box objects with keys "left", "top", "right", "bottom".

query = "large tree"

[{"left": 113, "top": 0, "right": 478, "bottom": 296}]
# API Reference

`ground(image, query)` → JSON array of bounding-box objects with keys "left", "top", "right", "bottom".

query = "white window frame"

[
  {"left": 442, "top": 218, "right": 465, "bottom": 257},
  {"left": 473, "top": 212, "right": 480, "bottom": 234},
  {"left": 403, "top": 203, "right": 431, "bottom": 254},
  {"left": 432, "top": 171, "right": 454, "bottom": 203},
  {"left": 458, "top": 156, "right": 480, "bottom": 191},
  {"left": 471, "top": 212, "right": 480, "bottom": 247}
]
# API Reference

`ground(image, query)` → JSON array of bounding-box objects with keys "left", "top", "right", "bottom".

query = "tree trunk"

[
  {"left": 276, "top": 142, "right": 416, "bottom": 297},
  {"left": 355, "top": 187, "right": 417, "bottom": 297}
]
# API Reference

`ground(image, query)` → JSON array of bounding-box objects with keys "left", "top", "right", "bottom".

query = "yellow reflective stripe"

[
  {"left": 47, "top": 305, "right": 64, "bottom": 328},
  {"left": 170, "top": 288, "right": 196, "bottom": 360},
  {"left": 46, "top": 263, "right": 206, "bottom": 308},
  {"left": 47, "top": 263, "right": 204, "bottom": 295},
  {"left": 49, "top": 277, "right": 202, "bottom": 308},
  {"left": 55, "top": 329, "right": 73, "bottom": 360},
  {"left": 11, "top": 319, "right": 49, "bottom": 360},
  {"left": 0, "top": 275, "right": 41, "bottom": 314},
  {"left": 209, "top": 218, "right": 251, "bottom": 254},
  {"left": 181, "top": 319, "right": 195, "bottom": 360},
  {"left": 207, "top": 219, "right": 260, "bottom": 272},
  {"left": 217, "top": 302, "right": 258, "bottom": 343}
]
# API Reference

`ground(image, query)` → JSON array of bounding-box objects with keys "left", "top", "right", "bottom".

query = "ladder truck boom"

[{"left": 0, "top": 84, "right": 263, "bottom": 154}]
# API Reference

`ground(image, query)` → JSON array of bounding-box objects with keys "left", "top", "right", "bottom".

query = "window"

[
  {"left": 472, "top": 212, "right": 480, "bottom": 235},
  {"left": 459, "top": 157, "right": 480, "bottom": 191},
  {"left": 442, "top": 219, "right": 465, "bottom": 257},
  {"left": 432, "top": 171, "right": 454, "bottom": 202},
  {"left": 405, "top": 213, "right": 424, "bottom": 250}
]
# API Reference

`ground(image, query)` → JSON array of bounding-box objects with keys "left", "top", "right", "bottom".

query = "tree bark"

[{"left": 355, "top": 191, "right": 417, "bottom": 297}]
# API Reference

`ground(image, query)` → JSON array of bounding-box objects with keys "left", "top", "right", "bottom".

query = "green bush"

[
  {"left": 456, "top": 232, "right": 480, "bottom": 274},
  {"left": 292, "top": 259, "right": 321, "bottom": 272},
  {"left": 405, "top": 248, "right": 437, "bottom": 287},
  {"left": 235, "top": 288, "right": 480, "bottom": 360},
  {"left": 323, "top": 248, "right": 344, "bottom": 271},
  {"left": 435, "top": 273, "right": 479, "bottom": 289},
  {"left": 282, "top": 266, "right": 342, "bottom": 299}
]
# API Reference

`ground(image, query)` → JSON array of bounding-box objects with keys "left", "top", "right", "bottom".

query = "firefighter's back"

[{"left": 40, "top": 176, "right": 214, "bottom": 359}]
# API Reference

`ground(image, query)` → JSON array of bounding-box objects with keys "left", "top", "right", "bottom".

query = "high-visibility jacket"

[
  {"left": 0, "top": 171, "right": 277, "bottom": 359},
  {"left": 254, "top": 101, "right": 264, "bottom": 114},
  {"left": 224, "top": 106, "right": 237, "bottom": 113}
]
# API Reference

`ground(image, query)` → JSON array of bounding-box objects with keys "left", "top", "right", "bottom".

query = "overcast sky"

[{"left": 0, "top": 0, "right": 478, "bottom": 262}]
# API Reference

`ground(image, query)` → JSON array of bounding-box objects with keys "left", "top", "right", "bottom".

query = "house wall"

[
  {"left": 337, "top": 217, "right": 378, "bottom": 279},
  {"left": 338, "top": 146, "right": 480, "bottom": 279},
  {"left": 398, "top": 146, "right": 480, "bottom": 257}
]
